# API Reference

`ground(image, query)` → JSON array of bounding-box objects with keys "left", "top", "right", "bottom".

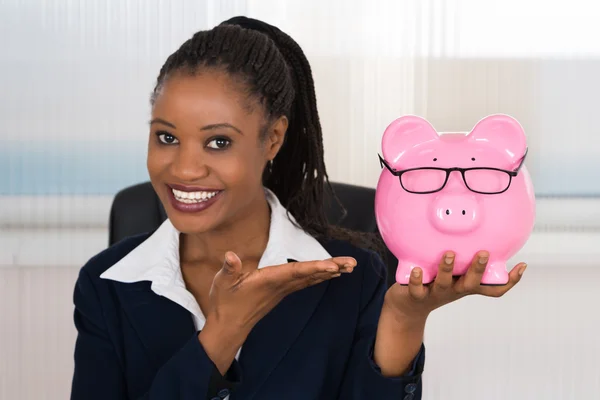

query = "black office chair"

[{"left": 108, "top": 181, "right": 397, "bottom": 287}]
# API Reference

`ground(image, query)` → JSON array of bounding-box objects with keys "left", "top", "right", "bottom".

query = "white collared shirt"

[{"left": 100, "top": 188, "right": 332, "bottom": 369}]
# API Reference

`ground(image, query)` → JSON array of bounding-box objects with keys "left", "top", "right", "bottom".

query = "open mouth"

[
  {"left": 165, "top": 184, "right": 224, "bottom": 214},
  {"left": 171, "top": 188, "right": 221, "bottom": 204}
]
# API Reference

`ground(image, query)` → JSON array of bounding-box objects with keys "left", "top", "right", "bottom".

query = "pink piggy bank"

[{"left": 375, "top": 114, "right": 535, "bottom": 285}]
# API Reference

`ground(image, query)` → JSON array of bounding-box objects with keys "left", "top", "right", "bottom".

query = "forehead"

[
  {"left": 396, "top": 134, "right": 510, "bottom": 168},
  {"left": 152, "top": 70, "right": 260, "bottom": 124}
]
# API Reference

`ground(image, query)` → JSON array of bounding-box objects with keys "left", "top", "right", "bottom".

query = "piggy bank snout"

[{"left": 430, "top": 193, "right": 482, "bottom": 234}]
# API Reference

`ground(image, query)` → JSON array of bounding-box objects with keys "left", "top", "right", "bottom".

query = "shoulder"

[
  {"left": 79, "top": 232, "right": 152, "bottom": 280},
  {"left": 73, "top": 233, "right": 153, "bottom": 323}
]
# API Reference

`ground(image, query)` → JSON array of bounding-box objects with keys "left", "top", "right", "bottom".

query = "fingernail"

[
  {"left": 519, "top": 264, "right": 527, "bottom": 276},
  {"left": 479, "top": 256, "right": 488, "bottom": 265},
  {"left": 224, "top": 253, "right": 233, "bottom": 265},
  {"left": 345, "top": 267, "right": 354, "bottom": 273},
  {"left": 327, "top": 266, "right": 339, "bottom": 272},
  {"left": 332, "top": 273, "right": 341, "bottom": 278},
  {"left": 445, "top": 254, "right": 454, "bottom": 265},
  {"left": 413, "top": 268, "right": 421, "bottom": 277}
]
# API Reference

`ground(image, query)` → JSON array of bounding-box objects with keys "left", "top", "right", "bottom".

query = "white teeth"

[{"left": 172, "top": 189, "right": 219, "bottom": 203}]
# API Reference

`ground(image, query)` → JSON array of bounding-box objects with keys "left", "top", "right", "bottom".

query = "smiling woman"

[{"left": 69, "top": 16, "right": 429, "bottom": 400}]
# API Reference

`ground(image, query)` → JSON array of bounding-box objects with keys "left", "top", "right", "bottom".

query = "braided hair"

[{"left": 151, "top": 16, "right": 383, "bottom": 254}]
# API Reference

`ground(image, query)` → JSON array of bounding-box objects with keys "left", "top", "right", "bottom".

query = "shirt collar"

[{"left": 100, "top": 187, "right": 332, "bottom": 284}]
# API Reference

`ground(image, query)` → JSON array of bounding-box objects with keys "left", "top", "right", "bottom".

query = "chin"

[{"left": 168, "top": 215, "right": 217, "bottom": 235}]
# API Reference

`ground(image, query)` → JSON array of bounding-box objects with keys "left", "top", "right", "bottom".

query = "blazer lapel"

[
  {"left": 112, "top": 273, "right": 328, "bottom": 392},
  {"left": 113, "top": 280, "right": 196, "bottom": 369},
  {"left": 235, "top": 277, "right": 329, "bottom": 398}
]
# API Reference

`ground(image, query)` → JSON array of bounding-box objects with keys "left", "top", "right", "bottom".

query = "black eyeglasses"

[{"left": 378, "top": 148, "right": 528, "bottom": 195}]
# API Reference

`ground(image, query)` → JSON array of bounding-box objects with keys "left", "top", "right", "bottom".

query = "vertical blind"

[{"left": 1, "top": 0, "right": 599, "bottom": 208}]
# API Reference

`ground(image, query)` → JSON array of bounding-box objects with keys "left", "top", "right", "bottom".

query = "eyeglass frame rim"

[{"left": 377, "top": 147, "right": 529, "bottom": 195}]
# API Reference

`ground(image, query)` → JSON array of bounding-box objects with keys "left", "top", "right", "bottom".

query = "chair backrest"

[{"left": 109, "top": 181, "right": 397, "bottom": 287}]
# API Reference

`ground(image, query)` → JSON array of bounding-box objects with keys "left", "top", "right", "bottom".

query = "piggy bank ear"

[
  {"left": 381, "top": 116, "right": 439, "bottom": 164},
  {"left": 469, "top": 114, "right": 527, "bottom": 162}
]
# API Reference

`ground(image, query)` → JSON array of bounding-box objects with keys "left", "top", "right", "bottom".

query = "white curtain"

[{"left": 2, "top": 0, "right": 599, "bottom": 225}]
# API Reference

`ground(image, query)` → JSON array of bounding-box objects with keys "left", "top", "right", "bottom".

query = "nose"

[
  {"left": 429, "top": 193, "right": 482, "bottom": 234},
  {"left": 171, "top": 146, "right": 209, "bottom": 181}
]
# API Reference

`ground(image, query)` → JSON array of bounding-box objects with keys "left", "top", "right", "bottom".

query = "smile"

[
  {"left": 166, "top": 184, "right": 224, "bottom": 213},
  {"left": 171, "top": 188, "right": 220, "bottom": 204}
]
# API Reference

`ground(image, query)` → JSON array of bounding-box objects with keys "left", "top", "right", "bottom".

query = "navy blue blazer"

[{"left": 71, "top": 233, "right": 425, "bottom": 399}]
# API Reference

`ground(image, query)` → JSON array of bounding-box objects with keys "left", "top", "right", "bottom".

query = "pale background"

[{"left": 1, "top": 0, "right": 600, "bottom": 399}]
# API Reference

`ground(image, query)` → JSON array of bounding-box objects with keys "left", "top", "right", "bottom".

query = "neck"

[{"left": 179, "top": 188, "right": 271, "bottom": 271}]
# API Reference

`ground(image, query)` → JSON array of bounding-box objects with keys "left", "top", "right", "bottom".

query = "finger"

[
  {"left": 222, "top": 251, "right": 243, "bottom": 275},
  {"left": 213, "top": 251, "right": 244, "bottom": 289},
  {"left": 479, "top": 262, "right": 527, "bottom": 298},
  {"left": 261, "top": 260, "right": 342, "bottom": 294},
  {"left": 433, "top": 251, "right": 454, "bottom": 291},
  {"left": 333, "top": 257, "right": 357, "bottom": 273},
  {"left": 408, "top": 267, "right": 428, "bottom": 301},
  {"left": 457, "top": 251, "right": 488, "bottom": 294},
  {"left": 294, "top": 257, "right": 355, "bottom": 286},
  {"left": 286, "top": 257, "right": 356, "bottom": 278}
]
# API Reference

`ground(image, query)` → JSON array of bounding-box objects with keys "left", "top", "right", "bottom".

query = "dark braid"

[{"left": 151, "top": 16, "right": 385, "bottom": 256}]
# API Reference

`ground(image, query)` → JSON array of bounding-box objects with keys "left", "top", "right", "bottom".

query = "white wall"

[{"left": 1, "top": 1, "right": 600, "bottom": 399}]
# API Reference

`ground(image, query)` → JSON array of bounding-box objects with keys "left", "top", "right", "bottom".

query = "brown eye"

[
  {"left": 207, "top": 137, "right": 231, "bottom": 149},
  {"left": 157, "top": 132, "right": 179, "bottom": 144}
]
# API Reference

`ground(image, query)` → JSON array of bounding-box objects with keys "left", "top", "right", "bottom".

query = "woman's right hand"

[{"left": 198, "top": 251, "right": 356, "bottom": 373}]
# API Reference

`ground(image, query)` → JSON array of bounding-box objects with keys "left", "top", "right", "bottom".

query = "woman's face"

[{"left": 147, "top": 69, "right": 286, "bottom": 235}]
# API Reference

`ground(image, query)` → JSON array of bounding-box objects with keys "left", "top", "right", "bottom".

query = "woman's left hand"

[
  {"left": 384, "top": 251, "right": 527, "bottom": 321},
  {"left": 373, "top": 251, "right": 526, "bottom": 377}
]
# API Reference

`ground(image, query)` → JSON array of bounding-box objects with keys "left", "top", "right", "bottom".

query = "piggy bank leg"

[
  {"left": 480, "top": 261, "right": 509, "bottom": 286},
  {"left": 396, "top": 261, "right": 435, "bottom": 286}
]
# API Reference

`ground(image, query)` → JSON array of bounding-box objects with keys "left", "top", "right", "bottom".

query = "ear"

[
  {"left": 468, "top": 114, "right": 527, "bottom": 161},
  {"left": 265, "top": 116, "right": 288, "bottom": 161},
  {"left": 381, "top": 115, "right": 439, "bottom": 164}
]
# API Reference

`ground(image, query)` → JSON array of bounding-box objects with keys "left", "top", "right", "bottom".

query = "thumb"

[{"left": 221, "top": 251, "right": 243, "bottom": 277}]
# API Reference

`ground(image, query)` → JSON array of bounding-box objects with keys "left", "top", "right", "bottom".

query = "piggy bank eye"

[
  {"left": 433, "top": 158, "right": 437, "bottom": 162},
  {"left": 471, "top": 157, "right": 476, "bottom": 161}
]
